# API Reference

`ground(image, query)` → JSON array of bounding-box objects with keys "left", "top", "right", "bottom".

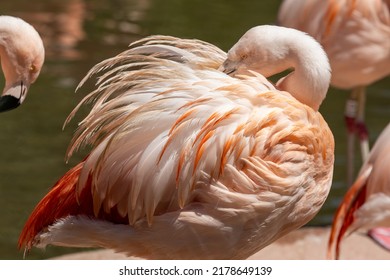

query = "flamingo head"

[
  {"left": 0, "top": 16, "right": 44, "bottom": 112},
  {"left": 220, "top": 25, "right": 331, "bottom": 111}
]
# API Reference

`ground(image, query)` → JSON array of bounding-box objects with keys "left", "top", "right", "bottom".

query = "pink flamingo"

[{"left": 19, "top": 25, "right": 334, "bottom": 259}]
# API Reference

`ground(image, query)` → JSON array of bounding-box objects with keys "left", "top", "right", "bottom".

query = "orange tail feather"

[
  {"left": 18, "top": 161, "right": 93, "bottom": 249},
  {"left": 327, "top": 167, "right": 370, "bottom": 259}
]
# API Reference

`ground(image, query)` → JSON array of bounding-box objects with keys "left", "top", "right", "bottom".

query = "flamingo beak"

[
  {"left": 219, "top": 59, "right": 237, "bottom": 75},
  {"left": 0, "top": 81, "right": 29, "bottom": 112}
]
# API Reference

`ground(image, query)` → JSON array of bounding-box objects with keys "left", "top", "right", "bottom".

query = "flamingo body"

[
  {"left": 19, "top": 26, "right": 334, "bottom": 259},
  {"left": 278, "top": 0, "right": 390, "bottom": 89}
]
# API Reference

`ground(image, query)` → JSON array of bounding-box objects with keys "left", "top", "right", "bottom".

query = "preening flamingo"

[
  {"left": 328, "top": 123, "right": 390, "bottom": 259},
  {"left": 0, "top": 16, "right": 44, "bottom": 112},
  {"left": 278, "top": 0, "right": 390, "bottom": 184},
  {"left": 19, "top": 25, "right": 334, "bottom": 259}
]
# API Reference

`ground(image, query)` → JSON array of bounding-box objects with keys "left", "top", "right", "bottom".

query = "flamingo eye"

[
  {"left": 29, "top": 64, "right": 37, "bottom": 73},
  {"left": 241, "top": 54, "right": 248, "bottom": 60}
]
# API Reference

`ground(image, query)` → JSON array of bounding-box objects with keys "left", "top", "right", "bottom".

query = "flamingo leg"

[
  {"left": 344, "top": 90, "right": 358, "bottom": 186},
  {"left": 344, "top": 86, "right": 370, "bottom": 185},
  {"left": 355, "top": 86, "right": 369, "bottom": 162}
]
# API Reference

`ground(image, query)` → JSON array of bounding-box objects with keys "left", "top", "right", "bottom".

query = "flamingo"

[
  {"left": 18, "top": 25, "right": 334, "bottom": 259},
  {"left": 277, "top": 0, "right": 390, "bottom": 185},
  {"left": 0, "top": 15, "right": 45, "bottom": 112},
  {"left": 328, "top": 123, "right": 390, "bottom": 259}
]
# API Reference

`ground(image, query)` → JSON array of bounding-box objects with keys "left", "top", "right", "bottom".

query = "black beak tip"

[
  {"left": 0, "top": 95, "right": 21, "bottom": 113},
  {"left": 223, "top": 69, "right": 235, "bottom": 75}
]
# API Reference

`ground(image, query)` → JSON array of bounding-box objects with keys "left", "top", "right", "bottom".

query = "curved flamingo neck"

[{"left": 275, "top": 36, "right": 331, "bottom": 111}]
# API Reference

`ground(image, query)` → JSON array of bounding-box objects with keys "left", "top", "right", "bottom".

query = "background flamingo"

[
  {"left": 278, "top": 0, "right": 390, "bottom": 185},
  {"left": 0, "top": 15, "right": 44, "bottom": 112},
  {"left": 328, "top": 122, "right": 390, "bottom": 259},
  {"left": 18, "top": 25, "right": 334, "bottom": 259}
]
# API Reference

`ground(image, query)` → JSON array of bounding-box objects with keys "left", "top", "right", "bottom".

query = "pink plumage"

[{"left": 19, "top": 26, "right": 334, "bottom": 259}]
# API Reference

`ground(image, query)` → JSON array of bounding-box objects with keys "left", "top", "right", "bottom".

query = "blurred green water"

[{"left": 0, "top": 0, "right": 389, "bottom": 259}]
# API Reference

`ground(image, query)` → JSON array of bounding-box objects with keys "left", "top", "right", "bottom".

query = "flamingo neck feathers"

[
  {"left": 0, "top": 32, "right": 15, "bottom": 90},
  {"left": 275, "top": 37, "right": 331, "bottom": 111}
]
